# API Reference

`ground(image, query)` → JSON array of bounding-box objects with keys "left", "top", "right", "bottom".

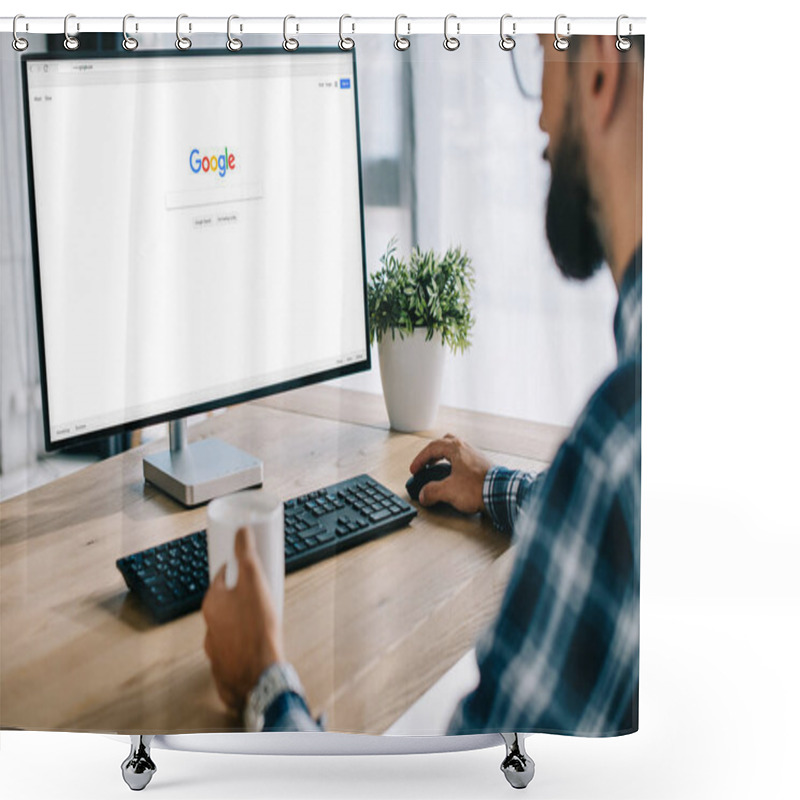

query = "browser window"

[{"left": 25, "top": 51, "right": 367, "bottom": 444}]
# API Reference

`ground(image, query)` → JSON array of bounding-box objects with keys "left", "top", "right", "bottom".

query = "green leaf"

[{"left": 367, "top": 238, "right": 475, "bottom": 354}]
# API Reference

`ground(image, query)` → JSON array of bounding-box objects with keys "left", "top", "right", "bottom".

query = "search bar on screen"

[{"left": 165, "top": 183, "right": 263, "bottom": 210}]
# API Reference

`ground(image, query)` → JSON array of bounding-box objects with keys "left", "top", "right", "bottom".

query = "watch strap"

[{"left": 244, "top": 662, "right": 306, "bottom": 732}]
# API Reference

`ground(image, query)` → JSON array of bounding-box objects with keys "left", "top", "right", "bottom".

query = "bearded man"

[{"left": 202, "top": 33, "right": 644, "bottom": 741}]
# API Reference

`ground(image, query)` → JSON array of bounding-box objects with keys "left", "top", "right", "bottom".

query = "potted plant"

[{"left": 368, "top": 239, "right": 475, "bottom": 432}]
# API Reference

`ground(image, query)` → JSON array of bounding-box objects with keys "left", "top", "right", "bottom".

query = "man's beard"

[{"left": 545, "top": 105, "right": 605, "bottom": 281}]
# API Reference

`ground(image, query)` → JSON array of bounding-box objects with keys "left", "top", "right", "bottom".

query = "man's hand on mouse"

[
  {"left": 202, "top": 526, "right": 283, "bottom": 713},
  {"left": 409, "top": 434, "right": 491, "bottom": 513}
]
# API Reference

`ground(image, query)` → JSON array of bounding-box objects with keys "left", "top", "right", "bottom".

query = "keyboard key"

[
  {"left": 368, "top": 508, "right": 392, "bottom": 523},
  {"left": 298, "top": 524, "right": 326, "bottom": 540}
]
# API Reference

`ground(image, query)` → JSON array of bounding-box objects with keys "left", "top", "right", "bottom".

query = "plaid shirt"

[{"left": 255, "top": 248, "right": 641, "bottom": 736}]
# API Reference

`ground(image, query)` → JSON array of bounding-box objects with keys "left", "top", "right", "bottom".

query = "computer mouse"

[{"left": 405, "top": 462, "right": 452, "bottom": 503}]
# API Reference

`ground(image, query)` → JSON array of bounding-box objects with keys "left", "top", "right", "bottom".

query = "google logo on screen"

[{"left": 189, "top": 148, "right": 236, "bottom": 177}]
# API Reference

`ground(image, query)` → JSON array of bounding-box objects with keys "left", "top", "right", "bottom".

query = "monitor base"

[{"left": 143, "top": 436, "right": 263, "bottom": 507}]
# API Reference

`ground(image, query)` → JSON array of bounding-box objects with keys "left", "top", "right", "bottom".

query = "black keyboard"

[{"left": 116, "top": 474, "right": 417, "bottom": 624}]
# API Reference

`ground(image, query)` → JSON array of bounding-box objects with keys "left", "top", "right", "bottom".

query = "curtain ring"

[
  {"left": 616, "top": 15, "right": 632, "bottom": 51},
  {"left": 443, "top": 14, "right": 460, "bottom": 51},
  {"left": 175, "top": 14, "right": 192, "bottom": 50},
  {"left": 63, "top": 13, "right": 80, "bottom": 51},
  {"left": 227, "top": 15, "right": 243, "bottom": 51},
  {"left": 12, "top": 15, "right": 29, "bottom": 52},
  {"left": 553, "top": 14, "right": 570, "bottom": 51},
  {"left": 339, "top": 14, "right": 355, "bottom": 51},
  {"left": 283, "top": 15, "right": 299, "bottom": 51},
  {"left": 394, "top": 15, "right": 410, "bottom": 51},
  {"left": 499, "top": 14, "right": 515, "bottom": 51},
  {"left": 122, "top": 14, "right": 138, "bottom": 51}
]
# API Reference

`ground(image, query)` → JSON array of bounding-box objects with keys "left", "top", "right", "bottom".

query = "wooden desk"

[{"left": 0, "top": 386, "right": 566, "bottom": 735}]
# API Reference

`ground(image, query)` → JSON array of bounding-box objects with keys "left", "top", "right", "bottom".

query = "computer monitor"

[{"left": 22, "top": 48, "right": 370, "bottom": 505}]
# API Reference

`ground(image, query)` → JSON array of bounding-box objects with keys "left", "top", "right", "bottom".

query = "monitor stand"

[{"left": 142, "top": 418, "right": 263, "bottom": 507}]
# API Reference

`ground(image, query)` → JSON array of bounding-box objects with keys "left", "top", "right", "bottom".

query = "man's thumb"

[
  {"left": 234, "top": 526, "right": 255, "bottom": 562},
  {"left": 419, "top": 478, "right": 450, "bottom": 507}
]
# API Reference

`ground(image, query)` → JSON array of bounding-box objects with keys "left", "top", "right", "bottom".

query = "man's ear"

[{"left": 580, "top": 35, "right": 623, "bottom": 132}]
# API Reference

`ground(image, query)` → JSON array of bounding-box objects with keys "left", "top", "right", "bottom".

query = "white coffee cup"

[{"left": 206, "top": 490, "right": 284, "bottom": 621}]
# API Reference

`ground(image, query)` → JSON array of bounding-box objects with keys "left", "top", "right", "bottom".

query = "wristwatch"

[{"left": 244, "top": 662, "right": 306, "bottom": 733}]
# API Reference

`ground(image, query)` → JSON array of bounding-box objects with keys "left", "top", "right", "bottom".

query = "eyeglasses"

[{"left": 510, "top": 36, "right": 544, "bottom": 101}]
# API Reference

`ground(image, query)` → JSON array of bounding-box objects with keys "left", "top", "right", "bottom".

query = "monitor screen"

[{"left": 23, "top": 49, "right": 369, "bottom": 450}]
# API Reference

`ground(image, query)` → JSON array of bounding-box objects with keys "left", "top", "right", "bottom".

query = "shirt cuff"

[
  {"left": 244, "top": 662, "right": 318, "bottom": 732},
  {"left": 482, "top": 465, "right": 537, "bottom": 534}
]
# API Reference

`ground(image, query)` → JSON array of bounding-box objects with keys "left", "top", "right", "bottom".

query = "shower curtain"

[{"left": 0, "top": 23, "right": 643, "bottom": 743}]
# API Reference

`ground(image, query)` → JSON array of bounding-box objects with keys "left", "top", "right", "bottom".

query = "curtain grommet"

[
  {"left": 175, "top": 14, "right": 192, "bottom": 50},
  {"left": 339, "top": 14, "right": 355, "bottom": 51},
  {"left": 499, "top": 14, "right": 515, "bottom": 51},
  {"left": 12, "top": 14, "right": 29, "bottom": 52},
  {"left": 443, "top": 14, "right": 460, "bottom": 51},
  {"left": 122, "top": 14, "right": 138, "bottom": 51},
  {"left": 227, "top": 15, "right": 243, "bottom": 51},
  {"left": 394, "top": 14, "right": 410, "bottom": 51},
  {"left": 63, "top": 13, "right": 80, "bottom": 51},
  {"left": 616, "top": 15, "right": 632, "bottom": 51},
  {"left": 283, "top": 15, "right": 299, "bottom": 51},
  {"left": 554, "top": 14, "right": 570, "bottom": 51}
]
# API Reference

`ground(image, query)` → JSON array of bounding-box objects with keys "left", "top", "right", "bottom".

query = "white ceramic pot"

[{"left": 377, "top": 329, "right": 446, "bottom": 432}]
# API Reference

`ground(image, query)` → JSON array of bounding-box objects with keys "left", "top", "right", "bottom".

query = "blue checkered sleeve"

[
  {"left": 447, "top": 358, "right": 641, "bottom": 737},
  {"left": 482, "top": 466, "right": 544, "bottom": 535},
  {"left": 262, "top": 688, "right": 321, "bottom": 732}
]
